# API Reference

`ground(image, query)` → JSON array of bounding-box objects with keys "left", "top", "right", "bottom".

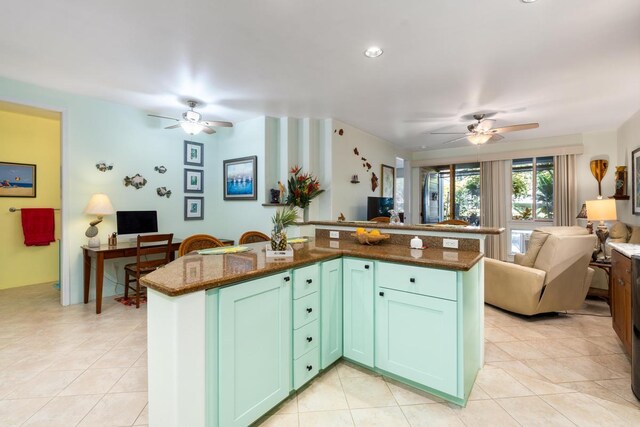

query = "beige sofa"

[{"left": 485, "top": 227, "right": 597, "bottom": 316}]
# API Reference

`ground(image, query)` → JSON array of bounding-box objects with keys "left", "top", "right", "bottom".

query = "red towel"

[{"left": 21, "top": 208, "right": 55, "bottom": 246}]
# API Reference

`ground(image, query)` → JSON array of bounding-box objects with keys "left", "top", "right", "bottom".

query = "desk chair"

[
  {"left": 239, "top": 231, "right": 270, "bottom": 244},
  {"left": 178, "top": 234, "right": 224, "bottom": 257},
  {"left": 124, "top": 233, "right": 174, "bottom": 308},
  {"left": 370, "top": 216, "right": 390, "bottom": 223}
]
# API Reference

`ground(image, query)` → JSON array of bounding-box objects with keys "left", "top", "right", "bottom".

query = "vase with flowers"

[
  {"left": 285, "top": 166, "right": 325, "bottom": 221},
  {"left": 271, "top": 206, "right": 298, "bottom": 251}
]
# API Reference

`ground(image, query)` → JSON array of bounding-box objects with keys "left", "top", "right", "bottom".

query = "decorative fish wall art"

[
  {"left": 156, "top": 187, "right": 172, "bottom": 198},
  {"left": 154, "top": 165, "right": 167, "bottom": 174},
  {"left": 95, "top": 161, "right": 113, "bottom": 172},
  {"left": 123, "top": 174, "right": 147, "bottom": 189}
]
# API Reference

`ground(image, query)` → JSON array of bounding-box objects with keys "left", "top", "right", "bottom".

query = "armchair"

[{"left": 485, "top": 227, "right": 597, "bottom": 315}]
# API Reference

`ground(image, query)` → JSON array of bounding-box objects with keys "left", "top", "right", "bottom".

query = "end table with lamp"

[{"left": 586, "top": 198, "right": 617, "bottom": 260}]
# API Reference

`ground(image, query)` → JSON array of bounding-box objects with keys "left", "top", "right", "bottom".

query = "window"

[
  {"left": 509, "top": 156, "right": 554, "bottom": 256},
  {"left": 422, "top": 163, "right": 480, "bottom": 225}
]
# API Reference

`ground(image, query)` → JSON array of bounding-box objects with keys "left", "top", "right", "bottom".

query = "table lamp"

[
  {"left": 84, "top": 193, "right": 115, "bottom": 247},
  {"left": 576, "top": 203, "right": 593, "bottom": 234},
  {"left": 586, "top": 198, "right": 617, "bottom": 259}
]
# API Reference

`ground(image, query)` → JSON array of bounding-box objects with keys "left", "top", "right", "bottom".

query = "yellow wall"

[{"left": 0, "top": 106, "right": 61, "bottom": 290}]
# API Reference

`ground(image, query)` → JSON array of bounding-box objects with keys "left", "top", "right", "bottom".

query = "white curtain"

[
  {"left": 481, "top": 160, "right": 508, "bottom": 260},
  {"left": 555, "top": 154, "right": 577, "bottom": 226}
]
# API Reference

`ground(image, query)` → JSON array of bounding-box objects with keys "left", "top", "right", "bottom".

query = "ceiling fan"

[
  {"left": 148, "top": 100, "right": 233, "bottom": 135},
  {"left": 431, "top": 113, "right": 539, "bottom": 145}
]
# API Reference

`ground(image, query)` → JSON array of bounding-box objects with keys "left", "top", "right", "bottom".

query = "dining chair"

[
  {"left": 123, "top": 233, "right": 174, "bottom": 308},
  {"left": 238, "top": 231, "right": 270, "bottom": 244},
  {"left": 370, "top": 216, "right": 391, "bottom": 223},
  {"left": 437, "top": 219, "right": 469, "bottom": 225},
  {"left": 178, "top": 234, "right": 225, "bottom": 257}
]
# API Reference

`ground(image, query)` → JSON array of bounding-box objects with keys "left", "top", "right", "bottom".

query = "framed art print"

[
  {"left": 184, "top": 168, "right": 204, "bottom": 193},
  {"left": 184, "top": 140, "right": 204, "bottom": 167},
  {"left": 381, "top": 164, "right": 395, "bottom": 198},
  {"left": 632, "top": 147, "right": 640, "bottom": 215},
  {"left": 184, "top": 196, "right": 204, "bottom": 220},
  {"left": 0, "top": 162, "right": 36, "bottom": 198},
  {"left": 223, "top": 155, "right": 257, "bottom": 200}
]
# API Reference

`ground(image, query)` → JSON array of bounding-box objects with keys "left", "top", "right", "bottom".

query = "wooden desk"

[{"left": 82, "top": 238, "right": 234, "bottom": 314}]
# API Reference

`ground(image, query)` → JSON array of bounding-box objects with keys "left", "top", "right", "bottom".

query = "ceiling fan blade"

[
  {"left": 487, "top": 134, "right": 505, "bottom": 143},
  {"left": 164, "top": 124, "right": 181, "bottom": 130},
  {"left": 490, "top": 123, "right": 539, "bottom": 134},
  {"left": 201, "top": 126, "right": 216, "bottom": 135},
  {"left": 476, "top": 119, "right": 495, "bottom": 132},
  {"left": 148, "top": 114, "right": 179, "bottom": 122},
  {"left": 202, "top": 120, "right": 233, "bottom": 128},
  {"left": 442, "top": 135, "right": 471, "bottom": 145},
  {"left": 430, "top": 132, "right": 467, "bottom": 135}
]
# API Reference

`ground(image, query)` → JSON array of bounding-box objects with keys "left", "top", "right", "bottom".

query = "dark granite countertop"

[{"left": 141, "top": 237, "right": 483, "bottom": 297}]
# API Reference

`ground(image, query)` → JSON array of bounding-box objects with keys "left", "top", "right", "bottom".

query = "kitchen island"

[{"left": 142, "top": 238, "right": 484, "bottom": 427}]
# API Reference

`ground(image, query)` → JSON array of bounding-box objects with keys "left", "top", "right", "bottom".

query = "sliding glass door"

[{"left": 421, "top": 163, "right": 480, "bottom": 225}]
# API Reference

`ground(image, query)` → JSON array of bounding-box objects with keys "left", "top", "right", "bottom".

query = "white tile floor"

[{"left": 0, "top": 284, "right": 638, "bottom": 426}]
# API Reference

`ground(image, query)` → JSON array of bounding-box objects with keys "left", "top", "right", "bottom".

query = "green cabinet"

[
  {"left": 321, "top": 258, "right": 343, "bottom": 369},
  {"left": 375, "top": 287, "right": 457, "bottom": 396},
  {"left": 218, "top": 271, "right": 292, "bottom": 427},
  {"left": 343, "top": 257, "right": 374, "bottom": 367}
]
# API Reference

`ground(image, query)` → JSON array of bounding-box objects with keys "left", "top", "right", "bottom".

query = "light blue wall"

[{"left": 0, "top": 77, "right": 214, "bottom": 304}]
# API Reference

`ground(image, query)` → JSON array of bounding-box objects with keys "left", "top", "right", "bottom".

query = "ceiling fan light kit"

[
  {"left": 148, "top": 100, "right": 233, "bottom": 136},
  {"left": 466, "top": 133, "right": 492, "bottom": 145},
  {"left": 431, "top": 113, "right": 539, "bottom": 146}
]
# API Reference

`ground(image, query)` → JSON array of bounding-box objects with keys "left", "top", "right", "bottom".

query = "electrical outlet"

[
  {"left": 443, "top": 238, "right": 458, "bottom": 249},
  {"left": 330, "top": 240, "right": 340, "bottom": 248},
  {"left": 330, "top": 230, "right": 340, "bottom": 239}
]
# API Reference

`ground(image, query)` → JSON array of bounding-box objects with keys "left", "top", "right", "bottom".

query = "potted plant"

[
  {"left": 285, "top": 166, "right": 325, "bottom": 221},
  {"left": 271, "top": 206, "right": 298, "bottom": 250}
]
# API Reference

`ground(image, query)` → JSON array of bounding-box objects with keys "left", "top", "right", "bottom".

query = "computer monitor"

[{"left": 116, "top": 210, "right": 158, "bottom": 237}]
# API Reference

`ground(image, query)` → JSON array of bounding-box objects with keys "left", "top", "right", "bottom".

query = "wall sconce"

[{"left": 84, "top": 193, "right": 115, "bottom": 247}]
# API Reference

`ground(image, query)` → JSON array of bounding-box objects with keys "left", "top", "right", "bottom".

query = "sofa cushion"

[
  {"left": 516, "top": 231, "right": 549, "bottom": 267},
  {"left": 535, "top": 226, "right": 589, "bottom": 236}
]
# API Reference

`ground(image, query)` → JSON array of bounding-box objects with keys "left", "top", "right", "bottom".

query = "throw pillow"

[
  {"left": 628, "top": 226, "right": 640, "bottom": 244},
  {"left": 516, "top": 231, "right": 549, "bottom": 267},
  {"left": 609, "top": 221, "right": 630, "bottom": 240}
]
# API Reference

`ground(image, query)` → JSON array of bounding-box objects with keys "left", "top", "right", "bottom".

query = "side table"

[{"left": 588, "top": 260, "right": 612, "bottom": 310}]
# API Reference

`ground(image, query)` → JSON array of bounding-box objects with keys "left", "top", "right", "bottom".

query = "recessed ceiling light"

[
  {"left": 364, "top": 46, "right": 383, "bottom": 58},
  {"left": 521, "top": 0, "right": 537, "bottom": 3}
]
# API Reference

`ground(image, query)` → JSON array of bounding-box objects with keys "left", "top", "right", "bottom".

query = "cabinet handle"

[
  {"left": 306, "top": 365, "right": 313, "bottom": 371},
  {"left": 379, "top": 291, "right": 385, "bottom": 297},
  {"left": 410, "top": 278, "right": 416, "bottom": 283},
  {"left": 306, "top": 307, "right": 313, "bottom": 313},
  {"left": 306, "top": 336, "right": 313, "bottom": 342},
  {"left": 284, "top": 276, "right": 290, "bottom": 282},
  {"left": 364, "top": 265, "right": 370, "bottom": 269},
  {"left": 306, "top": 279, "right": 313, "bottom": 284},
  {"left": 618, "top": 279, "right": 624, "bottom": 286}
]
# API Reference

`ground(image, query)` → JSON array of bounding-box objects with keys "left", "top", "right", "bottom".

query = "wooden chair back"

[
  {"left": 370, "top": 216, "right": 390, "bottom": 223},
  {"left": 178, "top": 234, "right": 224, "bottom": 257},
  {"left": 437, "top": 219, "right": 469, "bottom": 226},
  {"left": 239, "top": 231, "right": 270, "bottom": 244},
  {"left": 134, "top": 233, "right": 174, "bottom": 272}
]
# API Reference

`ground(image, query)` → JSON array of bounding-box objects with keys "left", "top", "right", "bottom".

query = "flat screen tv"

[
  {"left": 367, "top": 197, "right": 394, "bottom": 220},
  {"left": 116, "top": 210, "right": 158, "bottom": 236}
]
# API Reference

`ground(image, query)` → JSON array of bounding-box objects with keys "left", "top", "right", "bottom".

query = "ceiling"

[{"left": 0, "top": 0, "right": 638, "bottom": 151}]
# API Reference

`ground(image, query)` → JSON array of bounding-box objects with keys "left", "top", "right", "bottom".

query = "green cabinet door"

[
  {"left": 343, "top": 258, "right": 374, "bottom": 367},
  {"left": 218, "top": 272, "right": 292, "bottom": 427},
  {"left": 321, "top": 259, "right": 343, "bottom": 369},
  {"left": 376, "top": 287, "right": 458, "bottom": 396}
]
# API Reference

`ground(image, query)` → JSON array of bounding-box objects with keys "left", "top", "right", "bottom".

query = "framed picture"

[
  {"left": 184, "top": 140, "right": 204, "bottom": 167},
  {"left": 184, "top": 168, "right": 204, "bottom": 193},
  {"left": 633, "top": 148, "right": 640, "bottom": 215},
  {"left": 223, "top": 155, "right": 257, "bottom": 200},
  {"left": 184, "top": 196, "right": 204, "bottom": 220},
  {"left": 0, "top": 162, "right": 36, "bottom": 198},
  {"left": 381, "top": 164, "right": 395, "bottom": 198}
]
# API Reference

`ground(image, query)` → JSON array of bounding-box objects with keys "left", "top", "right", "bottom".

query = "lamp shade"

[
  {"left": 576, "top": 203, "right": 588, "bottom": 219},
  {"left": 84, "top": 193, "right": 114, "bottom": 217},
  {"left": 466, "top": 133, "right": 492, "bottom": 145},
  {"left": 585, "top": 199, "right": 617, "bottom": 221}
]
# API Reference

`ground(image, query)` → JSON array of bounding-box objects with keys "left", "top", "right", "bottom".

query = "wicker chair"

[
  {"left": 437, "top": 219, "right": 469, "bottom": 225},
  {"left": 239, "top": 231, "right": 270, "bottom": 244},
  {"left": 370, "top": 216, "right": 390, "bottom": 223},
  {"left": 178, "top": 234, "right": 225, "bottom": 257}
]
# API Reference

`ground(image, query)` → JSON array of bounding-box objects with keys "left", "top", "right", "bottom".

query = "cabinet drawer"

[
  {"left": 293, "top": 320, "right": 319, "bottom": 359},
  {"left": 293, "top": 264, "right": 320, "bottom": 299},
  {"left": 293, "top": 347, "right": 320, "bottom": 389},
  {"left": 377, "top": 261, "right": 457, "bottom": 301},
  {"left": 293, "top": 292, "right": 319, "bottom": 329}
]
